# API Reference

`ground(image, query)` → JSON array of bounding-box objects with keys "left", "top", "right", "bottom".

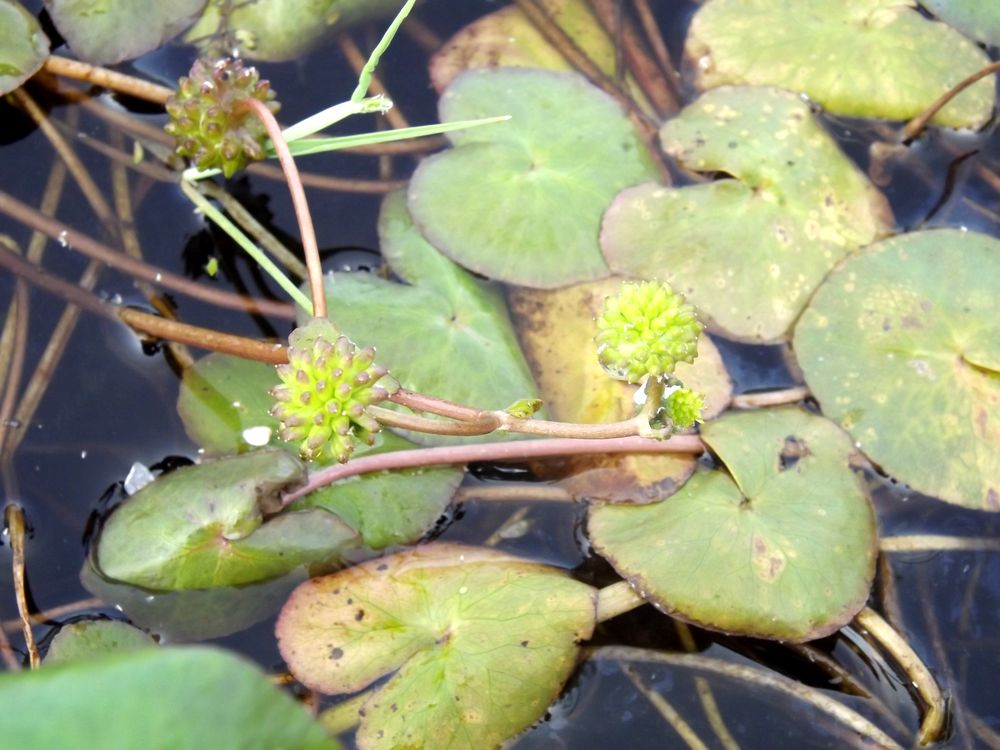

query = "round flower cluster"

[
  {"left": 663, "top": 388, "right": 705, "bottom": 430},
  {"left": 271, "top": 326, "right": 396, "bottom": 463},
  {"left": 595, "top": 281, "right": 703, "bottom": 384},
  {"left": 165, "top": 58, "right": 279, "bottom": 177}
]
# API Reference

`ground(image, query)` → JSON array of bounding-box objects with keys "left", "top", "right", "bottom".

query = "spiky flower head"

[
  {"left": 663, "top": 387, "right": 705, "bottom": 430},
  {"left": 165, "top": 58, "right": 279, "bottom": 178},
  {"left": 270, "top": 319, "right": 397, "bottom": 463},
  {"left": 595, "top": 281, "right": 703, "bottom": 384}
]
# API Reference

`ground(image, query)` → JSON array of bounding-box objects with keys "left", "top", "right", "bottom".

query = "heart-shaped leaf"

[
  {"left": 1, "top": 647, "right": 339, "bottom": 749},
  {"left": 96, "top": 448, "right": 358, "bottom": 590},
  {"left": 408, "top": 68, "right": 659, "bottom": 289},
  {"left": 45, "top": 0, "right": 206, "bottom": 64},
  {"left": 44, "top": 620, "right": 156, "bottom": 665},
  {"left": 276, "top": 543, "right": 596, "bottom": 749},
  {"left": 314, "top": 190, "right": 541, "bottom": 443},
  {"left": 793, "top": 229, "right": 1000, "bottom": 510},
  {"left": 588, "top": 408, "right": 877, "bottom": 640},
  {"left": 0, "top": 1, "right": 49, "bottom": 96},
  {"left": 923, "top": 0, "right": 1000, "bottom": 45},
  {"left": 602, "top": 86, "right": 892, "bottom": 341},
  {"left": 685, "top": 0, "right": 995, "bottom": 128},
  {"left": 509, "top": 278, "right": 732, "bottom": 502}
]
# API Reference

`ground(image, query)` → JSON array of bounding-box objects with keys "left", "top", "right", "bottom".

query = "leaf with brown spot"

[
  {"left": 509, "top": 279, "right": 732, "bottom": 502},
  {"left": 276, "top": 543, "right": 597, "bottom": 749},
  {"left": 588, "top": 408, "right": 877, "bottom": 641}
]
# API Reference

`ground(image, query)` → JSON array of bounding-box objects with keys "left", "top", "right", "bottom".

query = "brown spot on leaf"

[
  {"left": 355, "top": 609, "right": 365, "bottom": 622},
  {"left": 751, "top": 533, "right": 786, "bottom": 582},
  {"left": 779, "top": 435, "right": 811, "bottom": 471},
  {"left": 329, "top": 647, "right": 344, "bottom": 660}
]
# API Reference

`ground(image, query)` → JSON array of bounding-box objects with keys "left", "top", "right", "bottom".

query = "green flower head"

[
  {"left": 270, "top": 320, "right": 397, "bottom": 463},
  {"left": 595, "top": 281, "right": 703, "bottom": 384},
  {"left": 663, "top": 387, "right": 705, "bottom": 430},
  {"left": 165, "top": 58, "right": 279, "bottom": 177}
]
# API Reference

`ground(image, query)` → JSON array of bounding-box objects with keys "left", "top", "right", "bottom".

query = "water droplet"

[
  {"left": 57, "top": 230, "right": 68, "bottom": 247},
  {"left": 2, "top": 418, "right": 22, "bottom": 428},
  {"left": 80, "top": 450, "right": 87, "bottom": 459},
  {"left": 458, "top": 586, "right": 468, "bottom": 594},
  {"left": 242, "top": 425, "right": 272, "bottom": 447},
  {"left": 124, "top": 462, "right": 155, "bottom": 495}
]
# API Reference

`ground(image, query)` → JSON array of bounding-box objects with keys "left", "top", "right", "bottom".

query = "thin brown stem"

[
  {"left": 732, "top": 386, "right": 810, "bottom": 409},
  {"left": 284, "top": 435, "right": 703, "bottom": 504},
  {"left": 402, "top": 14, "right": 444, "bottom": 53},
  {"left": 243, "top": 98, "right": 326, "bottom": 318},
  {"left": 674, "top": 621, "right": 742, "bottom": 750},
  {"left": 367, "top": 405, "right": 499, "bottom": 436},
  {"left": 902, "top": 60, "right": 1000, "bottom": 142},
  {"left": 5, "top": 504, "right": 39, "bottom": 668},
  {"left": 0, "top": 190, "right": 295, "bottom": 319},
  {"left": 390, "top": 388, "right": 492, "bottom": 422},
  {"left": 453, "top": 485, "right": 574, "bottom": 503},
  {"left": 0, "top": 242, "right": 115, "bottom": 320},
  {"left": 0, "top": 275, "right": 28, "bottom": 460},
  {"left": 43, "top": 55, "right": 173, "bottom": 105},
  {"left": 632, "top": 0, "right": 682, "bottom": 102},
  {"left": 1, "top": 597, "right": 105, "bottom": 633},
  {"left": 248, "top": 162, "right": 407, "bottom": 194},
  {"left": 344, "top": 135, "right": 446, "bottom": 156},
  {"left": 622, "top": 663, "right": 712, "bottom": 750},
  {"left": 854, "top": 606, "right": 946, "bottom": 745},
  {"left": 117, "top": 308, "right": 288, "bottom": 364},
  {"left": 72, "top": 128, "right": 178, "bottom": 182}
]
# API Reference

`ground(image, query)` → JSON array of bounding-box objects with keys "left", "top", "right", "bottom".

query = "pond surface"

[{"left": 1, "top": 1, "right": 999, "bottom": 748}]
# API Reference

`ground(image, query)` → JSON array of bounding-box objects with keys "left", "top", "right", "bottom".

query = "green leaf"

[
  {"left": 288, "top": 431, "right": 463, "bottom": 550},
  {"left": 81, "top": 560, "right": 308, "bottom": 641},
  {"left": 509, "top": 278, "right": 732, "bottom": 502},
  {"left": 1, "top": 647, "right": 339, "bottom": 749},
  {"left": 276, "top": 543, "right": 596, "bottom": 749},
  {"left": 177, "top": 353, "right": 281, "bottom": 455},
  {"left": 602, "top": 86, "right": 892, "bottom": 341},
  {"left": 44, "top": 0, "right": 206, "bottom": 65},
  {"left": 0, "top": 1, "right": 49, "bottom": 96},
  {"left": 95, "top": 448, "right": 358, "bottom": 590},
  {"left": 686, "top": 0, "right": 995, "bottom": 128},
  {"left": 407, "top": 68, "right": 659, "bottom": 289},
  {"left": 588, "top": 408, "right": 877, "bottom": 640},
  {"left": 185, "top": 0, "right": 404, "bottom": 62},
  {"left": 923, "top": 0, "right": 1000, "bottom": 45},
  {"left": 312, "top": 190, "right": 541, "bottom": 444},
  {"left": 44, "top": 620, "right": 156, "bottom": 665},
  {"left": 793, "top": 229, "right": 1000, "bottom": 511}
]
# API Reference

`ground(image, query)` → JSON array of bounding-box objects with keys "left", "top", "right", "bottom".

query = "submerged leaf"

[
  {"left": 509, "top": 279, "right": 731, "bottom": 502},
  {"left": 277, "top": 543, "right": 596, "bottom": 749},
  {"left": 602, "top": 86, "right": 892, "bottom": 341},
  {"left": 923, "top": 0, "right": 1000, "bottom": 45},
  {"left": 185, "top": 0, "right": 403, "bottom": 61},
  {"left": 685, "top": 0, "right": 995, "bottom": 128},
  {"left": 408, "top": 68, "right": 659, "bottom": 289},
  {"left": 95, "top": 448, "right": 358, "bottom": 590},
  {"left": 313, "top": 190, "right": 541, "bottom": 444},
  {"left": 1, "top": 647, "right": 339, "bottom": 749},
  {"left": 44, "top": 620, "right": 156, "bottom": 665},
  {"left": 0, "top": 0, "right": 49, "bottom": 96},
  {"left": 44, "top": 0, "right": 206, "bottom": 64},
  {"left": 589, "top": 408, "right": 877, "bottom": 640},
  {"left": 794, "top": 229, "right": 1000, "bottom": 510}
]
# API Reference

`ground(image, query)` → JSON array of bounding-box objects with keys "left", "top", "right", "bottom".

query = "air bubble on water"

[
  {"left": 242, "top": 425, "right": 272, "bottom": 447},
  {"left": 124, "top": 462, "right": 155, "bottom": 495},
  {"left": 155, "top": 273, "right": 162, "bottom": 282},
  {"left": 2, "top": 418, "right": 21, "bottom": 428},
  {"left": 111, "top": 294, "right": 123, "bottom": 305},
  {"left": 57, "top": 230, "right": 68, "bottom": 247},
  {"left": 80, "top": 451, "right": 87, "bottom": 459}
]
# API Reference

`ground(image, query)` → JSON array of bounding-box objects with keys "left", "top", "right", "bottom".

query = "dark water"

[{"left": 1, "top": 1, "right": 998, "bottom": 748}]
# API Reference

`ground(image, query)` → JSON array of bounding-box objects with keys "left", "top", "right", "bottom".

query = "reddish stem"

[
  {"left": 242, "top": 98, "right": 327, "bottom": 318},
  {"left": 283, "top": 434, "right": 705, "bottom": 504}
]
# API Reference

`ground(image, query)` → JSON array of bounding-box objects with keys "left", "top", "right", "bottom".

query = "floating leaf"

[
  {"left": 1, "top": 647, "right": 339, "bottom": 749},
  {"left": 276, "top": 543, "right": 596, "bottom": 748},
  {"left": 186, "top": 0, "right": 403, "bottom": 61},
  {"left": 509, "top": 279, "right": 732, "bottom": 502},
  {"left": 312, "top": 190, "right": 541, "bottom": 444},
  {"left": 44, "top": 0, "right": 206, "bottom": 64},
  {"left": 178, "top": 350, "right": 463, "bottom": 548},
  {"left": 685, "top": 0, "right": 995, "bottom": 128},
  {"left": 408, "top": 68, "right": 659, "bottom": 289},
  {"left": 589, "top": 408, "right": 877, "bottom": 640},
  {"left": 793, "top": 229, "right": 1000, "bottom": 511},
  {"left": 0, "top": 1, "right": 49, "bottom": 96},
  {"left": 923, "top": 0, "right": 1000, "bottom": 45},
  {"left": 602, "top": 86, "right": 892, "bottom": 341},
  {"left": 96, "top": 448, "right": 358, "bottom": 590},
  {"left": 81, "top": 560, "right": 308, "bottom": 641},
  {"left": 430, "top": 0, "right": 645, "bottom": 103},
  {"left": 177, "top": 353, "right": 281, "bottom": 454},
  {"left": 288, "top": 431, "right": 463, "bottom": 550},
  {"left": 44, "top": 620, "right": 156, "bottom": 665}
]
